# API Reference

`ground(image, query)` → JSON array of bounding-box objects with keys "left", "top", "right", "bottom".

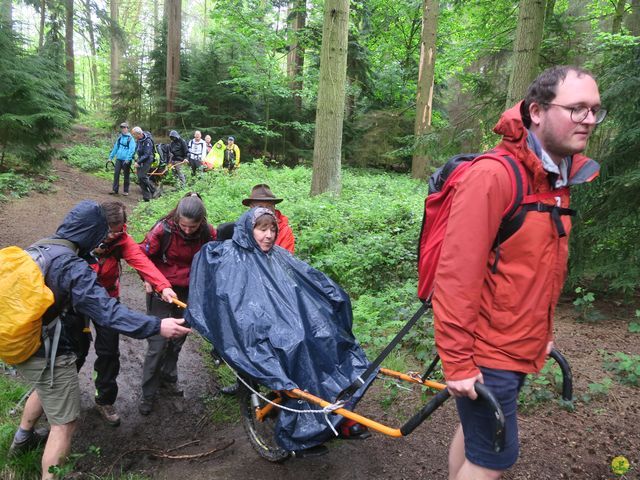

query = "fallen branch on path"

[{"left": 104, "top": 439, "right": 234, "bottom": 475}]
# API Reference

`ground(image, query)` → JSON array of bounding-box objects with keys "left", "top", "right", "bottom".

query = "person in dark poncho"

[{"left": 186, "top": 208, "right": 372, "bottom": 452}]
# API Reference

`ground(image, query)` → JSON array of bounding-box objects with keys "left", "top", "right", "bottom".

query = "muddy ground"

[{"left": 1, "top": 157, "right": 638, "bottom": 479}]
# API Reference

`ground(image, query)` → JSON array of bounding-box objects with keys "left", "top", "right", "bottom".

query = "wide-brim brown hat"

[{"left": 242, "top": 184, "right": 283, "bottom": 206}]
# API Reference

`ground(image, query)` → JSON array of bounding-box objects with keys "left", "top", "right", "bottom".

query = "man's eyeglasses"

[{"left": 543, "top": 103, "right": 607, "bottom": 124}]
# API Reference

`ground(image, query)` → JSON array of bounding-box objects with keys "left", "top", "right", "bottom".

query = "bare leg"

[
  {"left": 19, "top": 390, "right": 44, "bottom": 430},
  {"left": 41, "top": 421, "right": 77, "bottom": 480},
  {"left": 449, "top": 424, "right": 466, "bottom": 480},
  {"left": 449, "top": 424, "right": 503, "bottom": 480}
]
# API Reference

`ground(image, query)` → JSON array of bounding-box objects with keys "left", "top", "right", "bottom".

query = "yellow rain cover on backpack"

[{"left": 0, "top": 246, "right": 54, "bottom": 364}]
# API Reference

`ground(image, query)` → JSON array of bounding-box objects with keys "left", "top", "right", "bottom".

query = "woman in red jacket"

[
  {"left": 78, "top": 201, "right": 177, "bottom": 427},
  {"left": 138, "top": 192, "right": 216, "bottom": 415}
]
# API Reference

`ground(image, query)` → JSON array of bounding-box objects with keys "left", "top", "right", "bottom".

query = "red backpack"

[{"left": 417, "top": 151, "right": 574, "bottom": 301}]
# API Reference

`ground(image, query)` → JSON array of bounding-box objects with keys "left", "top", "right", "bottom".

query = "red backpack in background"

[{"left": 416, "top": 150, "right": 573, "bottom": 302}]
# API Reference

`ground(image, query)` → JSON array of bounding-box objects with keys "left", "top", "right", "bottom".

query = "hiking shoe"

[
  {"left": 96, "top": 403, "right": 121, "bottom": 427},
  {"left": 138, "top": 399, "right": 153, "bottom": 416},
  {"left": 122, "top": 192, "right": 129, "bottom": 196},
  {"left": 220, "top": 382, "right": 239, "bottom": 395},
  {"left": 160, "top": 382, "right": 184, "bottom": 397},
  {"left": 109, "top": 191, "right": 118, "bottom": 195},
  {"left": 8, "top": 428, "right": 49, "bottom": 457}
]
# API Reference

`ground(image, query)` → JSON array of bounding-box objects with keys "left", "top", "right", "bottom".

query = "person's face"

[
  {"left": 253, "top": 223, "right": 277, "bottom": 252},
  {"left": 227, "top": 139, "right": 234, "bottom": 147},
  {"left": 132, "top": 131, "right": 141, "bottom": 140},
  {"left": 121, "top": 127, "right": 129, "bottom": 135},
  {"left": 195, "top": 131, "right": 202, "bottom": 141},
  {"left": 178, "top": 216, "right": 202, "bottom": 236},
  {"left": 205, "top": 135, "right": 211, "bottom": 144},
  {"left": 105, "top": 223, "right": 125, "bottom": 242},
  {"left": 249, "top": 201, "right": 276, "bottom": 212},
  {"left": 529, "top": 71, "right": 601, "bottom": 164}
]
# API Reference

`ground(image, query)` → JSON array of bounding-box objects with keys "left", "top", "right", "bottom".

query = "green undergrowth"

[
  {"left": 0, "top": 369, "right": 41, "bottom": 480},
  {"left": 62, "top": 140, "right": 113, "bottom": 181},
  {"left": 0, "top": 171, "right": 56, "bottom": 203},
  {"left": 517, "top": 360, "right": 569, "bottom": 412}
]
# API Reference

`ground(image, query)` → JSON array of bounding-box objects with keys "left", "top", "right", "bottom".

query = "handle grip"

[{"left": 400, "top": 382, "right": 505, "bottom": 453}]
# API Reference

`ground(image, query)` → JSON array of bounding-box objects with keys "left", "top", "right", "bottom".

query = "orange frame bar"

[{"left": 252, "top": 368, "right": 447, "bottom": 438}]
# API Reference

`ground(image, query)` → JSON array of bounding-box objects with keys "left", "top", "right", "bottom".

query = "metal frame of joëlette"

[{"left": 169, "top": 298, "right": 573, "bottom": 451}]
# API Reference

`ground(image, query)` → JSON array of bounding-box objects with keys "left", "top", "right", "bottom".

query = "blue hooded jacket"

[
  {"left": 38, "top": 201, "right": 160, "bottom": 356},
  {"left": 109, "top": 133, "right": 136, "bottom": 162}
]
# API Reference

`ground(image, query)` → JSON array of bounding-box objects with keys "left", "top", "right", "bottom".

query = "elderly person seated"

[{"left": 186, "top": 208, "right": 371, "bottom": 453}]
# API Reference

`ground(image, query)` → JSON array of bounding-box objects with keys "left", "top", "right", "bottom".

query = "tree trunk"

[
  {"left": 110, "top": 0, "right": 120, "bottom": 103},
  {"left": 310, "top": 0, "right": 349, "bottom": 196},
  {"left": 567, "top": 0, "right": 590, "bottom": 65},
  {"left": 612, "top": 0, "right": 627, "bottom": 33},
  {"left": 505, "top": 0, "right": 546, "bottom": 109},
  {"left": 166, "top": 0, "right": 182, "bottom": 128},
  {"left": 84, "top": 0, "right": 99, "bottom": 109},
  {"left": 545, "top": 0, "right": 556, "bottom": 23},
  {"left": 65, "top": 0, "right": 76, "bottom": 115},
  {"left": 287, "top": 0, "right": 306, "bottom": 113},
  {"left": 630, "top": 0, "right": 640, "bottom": 35},
  {"left": 38, "top": 0, "right": 46, "bottom": 50},
  {"left": 412, "top": 0, "right": 439, "bottom": 180},
  {"left": 0, "top": 0, "right": 11, "bottom": 26}
]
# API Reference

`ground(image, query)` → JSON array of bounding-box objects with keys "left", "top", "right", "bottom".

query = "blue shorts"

[{"left": 455, "top": 367, "right": 526, "bottom": 470}]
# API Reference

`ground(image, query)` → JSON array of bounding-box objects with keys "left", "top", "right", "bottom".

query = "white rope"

[{"left": 222, "top": 357, "right": 345, "bottom": 436}]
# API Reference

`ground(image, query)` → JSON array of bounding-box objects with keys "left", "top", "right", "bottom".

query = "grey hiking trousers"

[{"left": 140, "top": 287, "right": 188, "bottom": 401}]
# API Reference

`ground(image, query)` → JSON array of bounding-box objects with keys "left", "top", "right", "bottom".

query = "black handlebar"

[
  {"left": 549, "top": 348, "right": 573, "bottom": 401},
  {"left": 400, "top": 382, "right": 506, "bottom": 453}
]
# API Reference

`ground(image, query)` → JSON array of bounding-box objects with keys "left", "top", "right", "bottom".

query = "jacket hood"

[
  {"left": 169, "top": 130, "right": 181, "bottom": 140},
  {"left": 53, "top": 200, "right": 108, "bottom": 256},
  {"left": 494, "top": 101, "right": 599, "bottom": 188},
  {"left": 233, "top": 208, "right": 278, "bottom": 252}
]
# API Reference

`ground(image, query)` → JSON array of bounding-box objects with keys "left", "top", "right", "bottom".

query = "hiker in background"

[
  {"left": 223, "top": 136, "right": 240, "bottom": 172},
  {"left": 108, "top": 122, "right": 136, "bottom": 196},
  {"left": 187, "top": 130, "right": 207, "bottom": 177},
  {"left": 242, "top": 184, "right": 295, "bottom": 253},
  {"left": 432, "top": 66, "right": 603, "bottom": 479},
  {"left": 168, "top": 130, "right": 188, "bottom": 188},
  {"left": 138, "top": 192, "right": 217, "bottom": 415},
  {"left": 75, "top": 201, "right": 178, "bottom": 427},
  {"left": 204, "top": 134, "right": 213, "bottom": 154},
  {"left": 8, "top": 201, "right": 190, "bottom": 480},
  {"left": 132, "top": 126, "right": 157, "bottom": 202}
]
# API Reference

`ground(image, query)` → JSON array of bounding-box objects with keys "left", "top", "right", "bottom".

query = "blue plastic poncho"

[{"left": 186, "top": 208, "right": 372, "bottom": 451}]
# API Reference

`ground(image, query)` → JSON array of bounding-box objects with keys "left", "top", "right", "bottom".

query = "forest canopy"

[{"left": 1, "top": 0, "right": 639, "bottom": 293}]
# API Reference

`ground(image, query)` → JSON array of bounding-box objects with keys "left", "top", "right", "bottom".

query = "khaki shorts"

[{"left": 15, "top": 354, "right": 80, "bottom": 425}]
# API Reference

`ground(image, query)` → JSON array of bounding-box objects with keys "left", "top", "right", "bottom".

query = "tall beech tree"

[
  {"left": 166, "top": 0, "right": 181, "bottom": 127},
  {"left": 65, "top": 0, "right": 76, "bottom": 115},
  {"left": 505, "top": 0, "right": 546, "bottom": 109},
  {"left": 110, "top": 0, "right": 120, "bottom": 102},
  {"left": 287, "top": 0, "right": 306, "bottom": 114},
  {"left": 412, "top": 0, "right": 439, "bottom": 180},
  {"left": 311, "top": 0, "right": 350, "bottom": 196}
]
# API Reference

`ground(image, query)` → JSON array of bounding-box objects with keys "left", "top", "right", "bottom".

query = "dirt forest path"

[{"left": 1, "top": 158, "right": 639, "bottom": 479}]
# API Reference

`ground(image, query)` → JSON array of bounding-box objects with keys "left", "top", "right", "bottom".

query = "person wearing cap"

[
  {"left": 223, "top": 136, "right": 240, "bottom": 171},
  {"left": 108, "top": 122, "right": 137, "bottom": 196},
  {"left": 242, "top": 184, "right": 295, "bottom": 253}
]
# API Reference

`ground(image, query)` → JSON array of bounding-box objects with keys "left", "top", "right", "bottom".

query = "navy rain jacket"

[
  {"left": 186, "top": 208, "right": 371, "bottom": 451},
  {"left": 136, "top": 132, "right": 155, "bottom": 166},
  {"left": 38, "top": 200, "right": 160, "bottom": 356}
]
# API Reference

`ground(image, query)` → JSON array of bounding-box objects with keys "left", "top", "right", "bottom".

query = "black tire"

[{"left": 238, "top": 381, "right": 291, "bottom": 463}]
